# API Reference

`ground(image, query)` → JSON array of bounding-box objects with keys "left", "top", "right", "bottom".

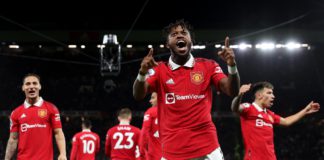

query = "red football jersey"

[
  {"left": 9, "top": 98, "right": 62, "bottom": 160},
  {"left": 70, "top": 129, "right": 100, "bottom": 160},
  {"left": 105, "top": 124, "right": 141, "bottom": 160},
  {"left": 239, "top": 102, "right": 281, "bottom": 160},
  {"left": 139, "top": 106, "right": 161, "bottom": 160},
  {"left": 146, "top": 56, "right": 227, "bottom": 159}
]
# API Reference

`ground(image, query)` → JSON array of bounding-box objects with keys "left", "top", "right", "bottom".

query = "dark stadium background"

[{"left": 0, "top": 0, "right": 323, "bottom": 159}]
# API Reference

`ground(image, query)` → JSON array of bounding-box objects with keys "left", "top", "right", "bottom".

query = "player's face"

[
  {"left": 166, "top": 25, "right": 192, "bottom": 57},
  {"left": 150, "top": 92, "right": 157, "bottom": 106},
  {"left": 259, "top": 88, "right": 275, "bottom": 108},
  {"left": 22, "top": 76, "right": 41, "bottom": 99}
]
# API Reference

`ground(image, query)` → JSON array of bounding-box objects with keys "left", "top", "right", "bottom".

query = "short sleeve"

[
  {"left": 49, "top": 103, "right": 62, "bottom": 129},
  {"left": 268, "top": 111, "right": 281, "bottom": 125},
  {"left": 210, "top": 61, "right": 227, "bottom": 91},
  {"left": 9, "top": 110, "right": 19, "bottom": 133},
  {"left": 146, "top": 65, "right": 160, "bottom": 92},
  {"left": 240, "top": 103, "right": 252, "bottom": 117}
]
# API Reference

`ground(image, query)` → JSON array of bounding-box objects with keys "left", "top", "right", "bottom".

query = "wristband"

[
  {"left": 228, "top": 65, "right": 238, "bottom": 75},
  {"left": 137, "top": 73, "right": 146, "bottom": 82}
]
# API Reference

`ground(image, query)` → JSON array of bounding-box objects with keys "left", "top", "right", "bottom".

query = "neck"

[
  {"left": 171, "top": 53, "right": 190, "bottom": 65},
  {"left": 82, "top": 128, "right": 91, "bottom": 132},
  {"left": 27, "top": 97, "right": 39, "bottom": 105},
  {"left": 254, "top": 101, "right": 265, "bottom": 109}
]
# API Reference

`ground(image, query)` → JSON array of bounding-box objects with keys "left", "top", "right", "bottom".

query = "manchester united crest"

[
  {"left": 190, "top": 72, "right": 204, "bottom": 85},
  {"left": 38, "top": 109, "right": 47, "bottom": 118}
]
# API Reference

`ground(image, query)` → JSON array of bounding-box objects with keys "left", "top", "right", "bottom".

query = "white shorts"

[{"left": 161, "top": 147, "right": 224, "bottom": 160}]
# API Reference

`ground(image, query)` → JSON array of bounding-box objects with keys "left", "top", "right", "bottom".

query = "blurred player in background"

[
  {"left": 139, "top": 92, "right": 161, "bottom": 160},
  {"left": 231, "top": 82, "right": 320, "bottom": 160},
  {"left": 70, "top": 119, "right": 100, "bottom": 160},
  {"left": 105, "top": 108, "right": 141, "bottom": 159}
]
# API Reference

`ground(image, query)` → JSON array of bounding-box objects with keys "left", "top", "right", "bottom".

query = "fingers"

[
  {"left": 225, "top": 36, "right": 230, "bottom": 48},
  {"left": 147, "top": 48, "right": 154, "bottom": 57}
]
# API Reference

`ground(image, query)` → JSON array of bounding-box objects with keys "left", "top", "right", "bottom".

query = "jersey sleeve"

[
  {"left": 210, "top": 61, "right": 227, "bottom": 91},
  {"left": 105, "top": 130, "right": 111, "bottom": 157},
  {"left": 146, "top": 65, "right": 160, "bottom": 92},
  {"left": 95, "top": 133, "right": 100, "bottom": 153},
  {"left": 70, "top": 135, "right": 78, "bottom": 160},
  {"left": 268, "top": 110, "right": 281, "bottom": 125},
  {"left": 240, "top": 103, "right": 252, "bottom": 117},
  {"left": 135, "top": 128, "right": 141, "bottom": 159},
  {"left": 9, "top": 110, "right": 19, "bottom": 133},
  {"left": 49, "top": 103, "right": 62, "bottom": 129},
  {"left": 139, "top": 110, "right": 152, "bottom": 159}
]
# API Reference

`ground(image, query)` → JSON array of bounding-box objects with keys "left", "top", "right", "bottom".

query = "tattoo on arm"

[{"left": 5, "top": 132, "right": 19, "bottom": 160}]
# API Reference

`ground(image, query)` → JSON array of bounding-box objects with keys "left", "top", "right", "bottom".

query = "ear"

[
  {"left": 21, "top": 85, "right": 25, "bottom": 92},
  {"left": 166, "top": 43, "right": 170, "bottom": 49},
  {"left": 39, "top": 84, "right": 42, "bottom": 90},
  {"left": 255, "top": 92, "right": 262, "bottom": 100}
]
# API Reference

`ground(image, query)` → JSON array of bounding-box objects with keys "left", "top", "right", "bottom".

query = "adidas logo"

[
  {"left": 257, "top": 114, "right": 263, "bottom": 118},
  {"left": 20, "top": 113, "right": 26, "bottom": 119},
  {"left": 166, "top": 78, "right": 175, "bottom": 84}
]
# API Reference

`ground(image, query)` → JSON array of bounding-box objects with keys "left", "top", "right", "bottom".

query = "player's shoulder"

[
  {"left": 92, "top": 132, "right": 100, "bottom": 138},
  {"left": 12, "top": 104, "right": 25, "bottom": 112},
  {"left": 130, "top": 125, "right": 141, "bottom": 132},
  {"left": 149, "top": 61, "right": 168, "bottom": 72},
  {"left": 240, "top": 102, "right": 252, "bottom": 108},
  {"left": 43, "top": 100, "right": 57, "bottom": 108},
  {"left": 74, "top": 131, "right": 83, "bottom": 137},
  {"left": 146, "top": 106, "right": 157, "bottom": 113},
  {"left": 195, "top": 57, "right": 218, "bottom": 64}
]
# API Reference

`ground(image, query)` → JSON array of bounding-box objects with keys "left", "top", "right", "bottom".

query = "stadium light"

[{"left": 100, "top": 34, "right": 121, "bottom": 77}]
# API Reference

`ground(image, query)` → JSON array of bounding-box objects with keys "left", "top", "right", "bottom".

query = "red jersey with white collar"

[
  {"left": 70, "top": 129, "right": 100, "bottom": 160},
  {"left": 139, "top": 106, "right": 161, "bottom": 160},
  {"left": 105, "top": 124, "right": 141, "bottom": 160},
  {"left": 146, "top": 55, "right": 227, "bottom": 159},
  {"left": 239, "top": 102, "right": 281, "bottom": 160},
  {"left": 9, "top": 98, "right": 62, "bottom": 160}
]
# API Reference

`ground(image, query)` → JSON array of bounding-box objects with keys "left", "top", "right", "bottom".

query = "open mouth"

[
  {"left": 176, "top": 40, "right": 186, "bottom": 48},
  {"left": 29, "top": 90, "right": 36, "bottom": 94}
]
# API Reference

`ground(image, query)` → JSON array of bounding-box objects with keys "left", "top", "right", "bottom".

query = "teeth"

[
  {"left": 176, "top": 40, "right": 186, "bottom": 48},
  {"left": 177, "top": 40, "right": 185, "bottom": 44}
]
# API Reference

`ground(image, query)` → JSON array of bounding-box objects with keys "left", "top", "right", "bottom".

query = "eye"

[
  {"left": 181, "top": 31, "right": 188, "bottom": 35},
  {"left": 170, "top": 32, "right": 177, "bottom": 37}
]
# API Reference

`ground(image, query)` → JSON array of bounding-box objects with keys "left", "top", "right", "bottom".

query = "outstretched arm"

[
  {"left": 218, "top": 37, "right": 240, "bottom": 97},
  {"left": 280, "top": 101, "right": 320, "bottom": 127},
  {"left": 5, "top": 132, "right": 18, "bottom": 160},
  {"left": 231, "top": 84, "right": 252, "bottom": 113},
  {"left": 133, "top": 48, "right": 158, "bottom": 100},
  {"left": 54, "top": 128, "right": 67, "bottom": 160}
]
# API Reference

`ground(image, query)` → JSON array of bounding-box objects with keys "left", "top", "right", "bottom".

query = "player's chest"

[
  {"left": 160, "top": 67, "right": 210, "bottom": 92},
  {"left": 18, "top": 108, "right": 50, "bottom": 123}
]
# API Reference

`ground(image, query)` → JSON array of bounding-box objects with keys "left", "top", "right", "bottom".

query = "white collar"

[
  {"left": 24, "top": 97, "right": 44, "bottom": 108},
  {"left": 82, "top": 129, "right": 91, "bottom": 132},
  {"left": 168, "top": 54, "right": 195, "bottom": 70},
  {"left": 252, "top": 102, "right": 267, "bottom": 112},
  {"left": 119, "top": 120, "right": 130, "bottom": 125}
]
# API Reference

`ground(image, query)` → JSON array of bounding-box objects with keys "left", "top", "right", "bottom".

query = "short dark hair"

[
  {"left": 162, "top": 19, "right": 195, "bottom": 43},
  {"left": 82, "top": 119, "right": 92, "bottom": 128},
  {"left": 251, "top": 81, "right": 274, "bottom": 99},
  {"left": 23, "top": 73, "right": 41, "bottom": 84},
  {"left": 118, "top": 108, "right": 132, "bottom": 119}
]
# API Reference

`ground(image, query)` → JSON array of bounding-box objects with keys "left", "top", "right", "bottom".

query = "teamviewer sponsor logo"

[
  {"left": 21, "top": 123, "right": 47, "bottom": 132},
  {"left": 165, "top": 93, "right": 175, "bottom": 104},
  {"left": 165, "top": 93, "right": 205, "bottom": 104}
]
